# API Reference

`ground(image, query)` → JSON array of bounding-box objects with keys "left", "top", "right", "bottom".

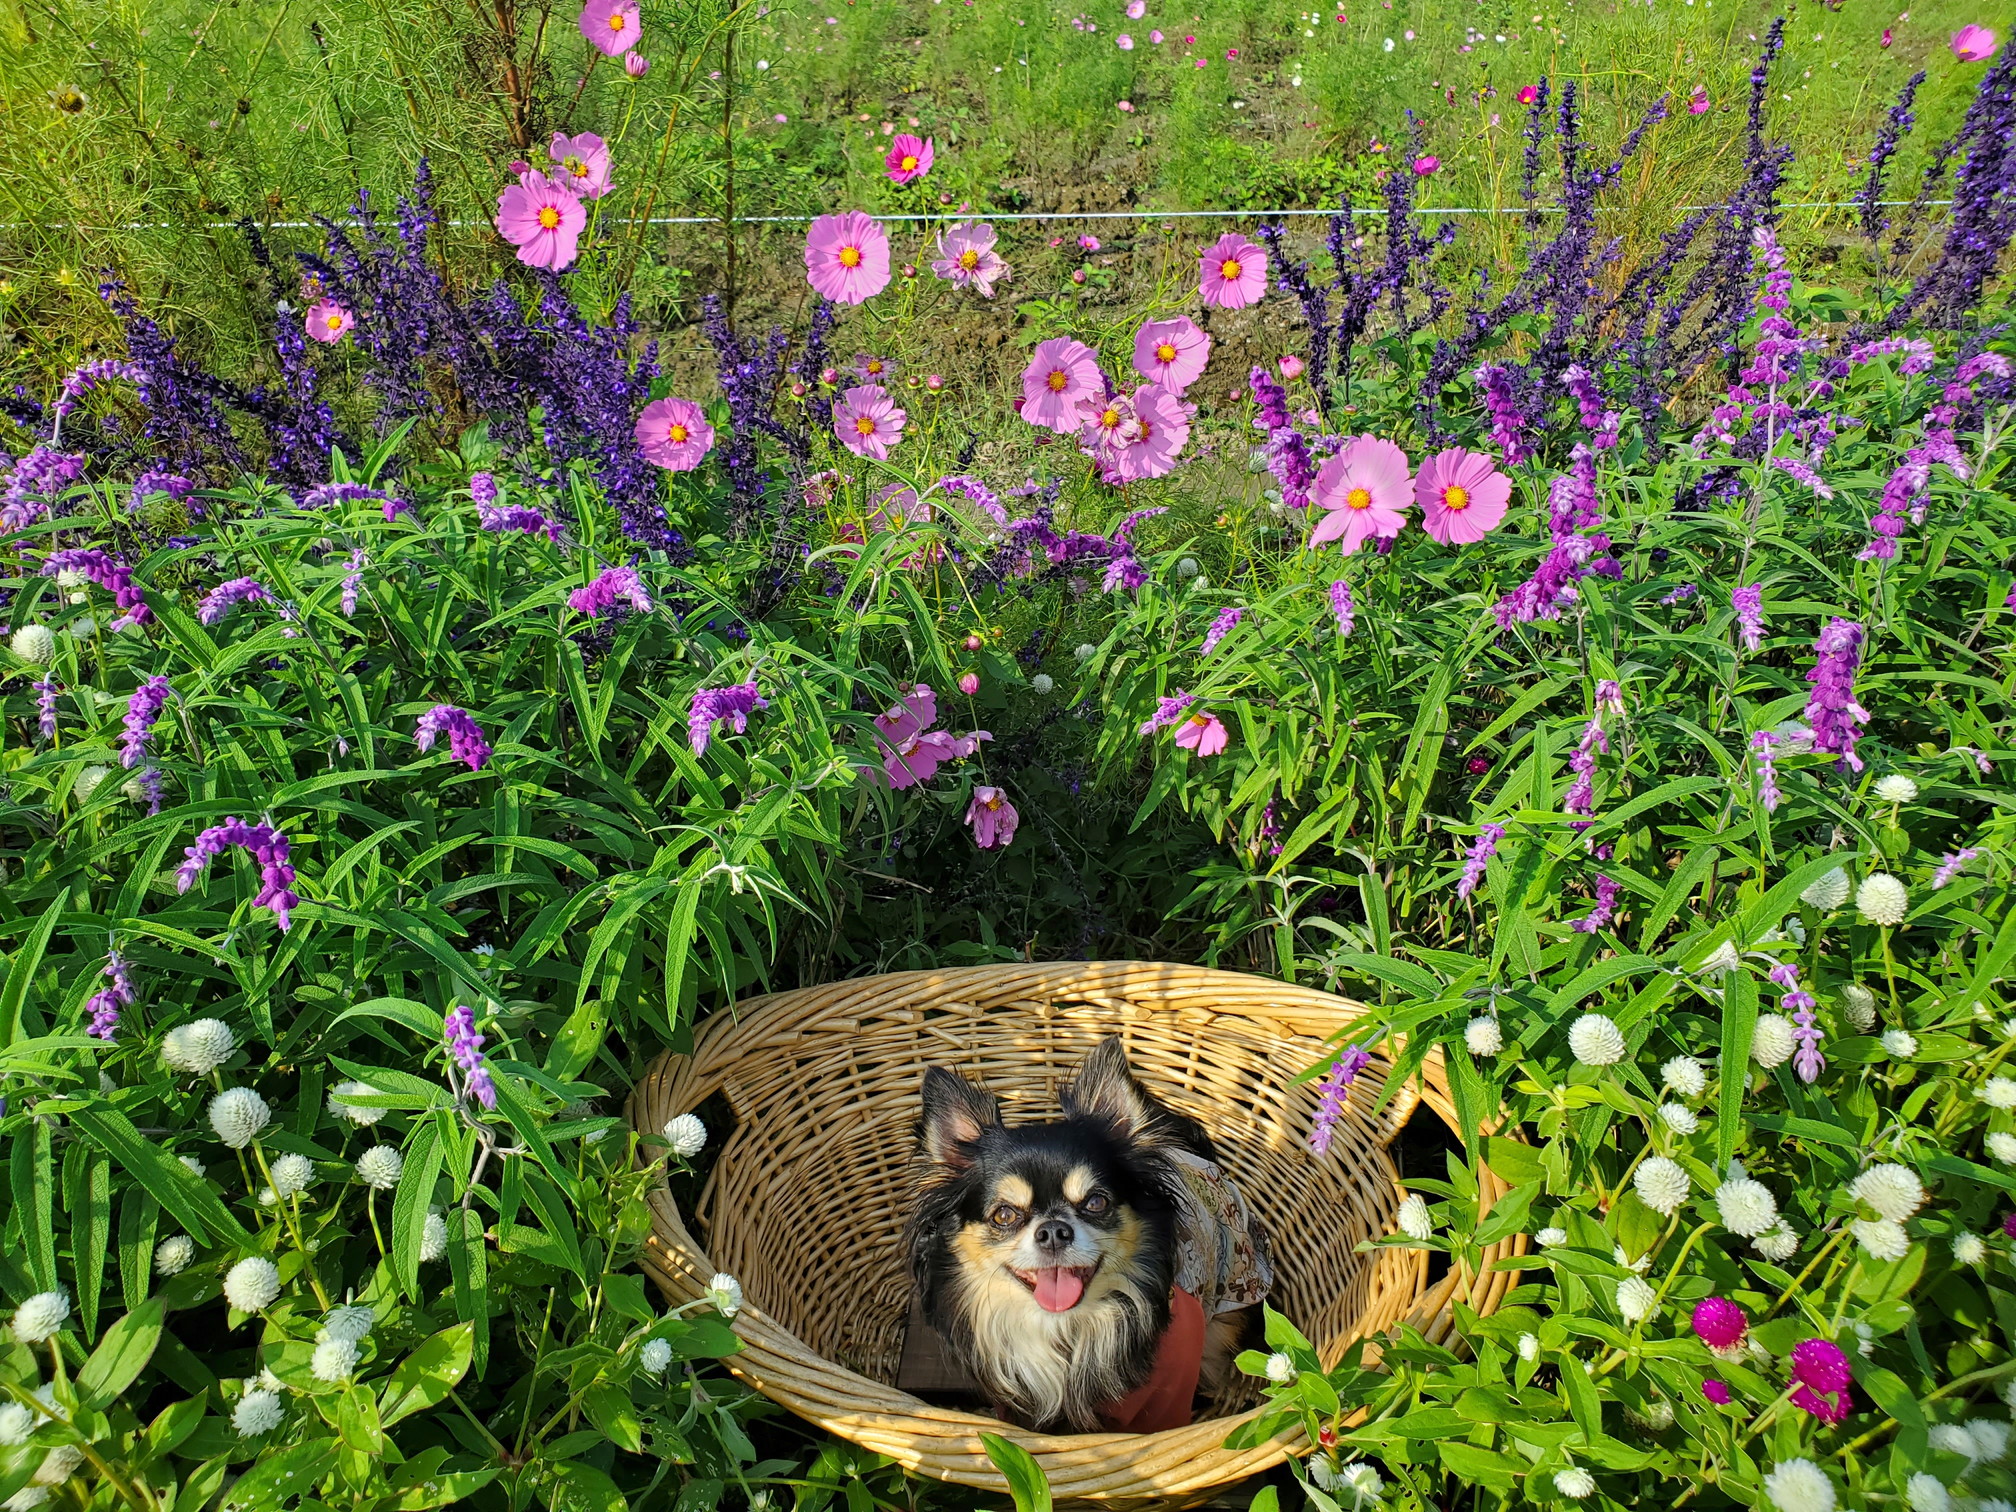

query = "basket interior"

[{"left": 692, "top": 998, "right": 1407, "bottom": 1415}]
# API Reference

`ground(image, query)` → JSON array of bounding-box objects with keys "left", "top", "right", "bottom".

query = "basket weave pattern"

[{"left": 628, "top": 962, "right": 1521, "bottom": 1504}]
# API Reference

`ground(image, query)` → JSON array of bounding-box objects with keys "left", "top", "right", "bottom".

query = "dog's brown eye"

[
  {"left": 990, "top": 1203, "right": 1022, "bottom": 1227},
  {"left": 1081, "top": 1192, "right": 1110, "bottom": 1215}
]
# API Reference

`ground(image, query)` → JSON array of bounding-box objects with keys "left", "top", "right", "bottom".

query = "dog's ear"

[
  {"left": 920, "top": 1066, "right": 1001, "bottom": 1169},
  {"left": 1061, "top": 1037, "right": 1163, "bottom": 1142}
]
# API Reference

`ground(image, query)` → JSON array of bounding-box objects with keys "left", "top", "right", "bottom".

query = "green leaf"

[
  {"left": 219, "top": 1438, "right": 339, "bottom": 1512},
  {"left": 378, "top": 1323, "right": 474, "bottom": 1426},
  {"left": 337, "top": 1383, "right": 384, "bottom": 1454},
  {"left": 76, "top": 1299, "right": 164, "bottom": 1410},
  {"left": 12, "top": 1116, "right": 55, "bottom": 1292},
  {"left": 70, "top": 1102, "right": 250, "bottom": 1246},
  {"left": 549, "top": 1461, "right": 627, "bottom": 1512},
  {"left": 583, "top": 1381, "right": 644, "bottom": 1453},
  {"left": 391, "top": 1119, "right": 443, "bottom": 1302},
  {"left": 981, "top": 1433, "right": 1053, "bottom": 1512},
  {"left": 444, "top": 1207, "right": 489, "bottom": 1373},
  {"left": 1716, "top": 969, "right": 1757, "bottom": 1171},
  {"left": 0, "top": 905, "right": 65, "bottom": 1047},
  {"left": 1438, "top": 1440, "right": 1520, "bottom": 1491}
]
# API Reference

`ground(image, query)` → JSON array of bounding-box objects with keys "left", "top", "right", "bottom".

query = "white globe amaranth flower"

[
  {"left": 1661, "top": 1056, "right": 1707, "bottom": 1098},
  {"left": 1753, "top": 1220, "right": 1800, "bottom": 1263},
  {"left": 1615, "top": 1275, "right": 1657, "bottom": 1324},
  {"left": 1634, "top": 1157, "right": 1690, "bottom": 1216},
  {"left": 179, "top": 1154, "right": 206, "bottom": 1178},
  {"left": 153, "top": 1234, "right": 196, "bottom": 1276},
  {"left": 3, "top": 1489, "right": 49, "bottom": 1512},
  {"left": 30, "top": 1447, "right": 82, "bottom": 1487},
  {"left": 1905, "top": 1473, "right": 1950, "bottom": 1512},
  {"left": 662, "top": 1113, "right": 708, "bottom": 1158},
  {"left": 706, "top": 1273, "right": 743, "bottom": 1317},
  {"left": 0, "top": 1402, "right": 35, "bottom": 1446},
  {"left": 11, "top": 1292, "right": 69, "bottom": 1344},
  {"left": 1988, "top": 1132, "right": 2016, "bottom": 1164},
  {"left": 233, "top": 1389, "right": 285, "bottom": 1436},
  {"left": 420, "top": 1212, "right": 449, "bottom": 1263},
  {"left": 1567, "top": 1013, "right": 1626, "bottom": 1066},
  {"left": 1626, "top": 1398, "right": 1675, "bottom": 1431},
  {"left": 1175, "top": 557, "right": 1201, "bottom": 579},
  {"left": 1801, "top": 867, "right": 1851, "bottom": 911},
  {"left": 1030, "top": 673, "right": 1054, "bottom": 695},
  {"left": 1849, "top": 1218, "right": 1909, "bottom": 1262},
  {"left": 355, "top": 1146, "right": 404, "bottom": 1190},
  {"left": 1967, "top": 1418, "right": 2010, "bottom": 1462},
  {"left": 68, "top": 617, "right": 97, "bottom": 641},
  {"left": 1335, "top": 1462, "right": 1383, "bottom": 1504},
  {"left": 1839, "top": 983, "right": 1878, "bottom": 1032},
  {"left": 1928, "top": 1424, "right": 1979, "bottom": 1461},
  {"left": 1715, "top": 1177, "right": 1778, "bottom": 1237},
  {"left": 640, "top": 1337, "right": 674, "bottom": 1374},
  {"left": 9, "top": 624, "right": 55, "bottom": 666},
  {"left": 1751, "top": 1014, "right": 1797, "bottom": 1069},
  {"left": 208, "top": 1087, "right": 271, "bottom": 1149},
  {"left": 1762, "top": 1458, "right": 1836, "bottom": 1512},
  {"left": 1535, "top": 1227, "right": 1568, "bottom": 1248},
  {"left": 327, "top": 1081, "right": 384, "bottom": 1126},
  {"left": 162, "top": 1018, "right": 235, "bottom": 1075},
  {"left": 1857, "top": 873, "right": 1910, "bottom": 926},
  {"left": 1464, "top": 1017, "right": 1503, "bottom": 1056},
  {"left": 1696, "top": 940, "right": 1742, "bottom": 976},
  {"left": 1264, "top": 1351, "right": 1297, "bottom": 1384},
  {"left": 1953, "top": 1232, "right": 1987, "bottom": 1265},
  {"left": 1517, "top": 1332, "right": 1540, "bottom": 1362},
  {"left": 1848, "top": 1163, "right": 1924, "bottom": 1222},
  {"left": 320, "top": 1305, "right": 375, "bottom": 1345},
  {"left": 1658, "top": 1102, "right": 1700, "bottom": 1135},
  {"left": 310, "top": 1337, "right": 359, "bottom": 1383},
  {"left": 1881, "top": 1028, "right": 1918, "bottom": 1059},
  {"left": 1394, "top": 1194, "right": 1433, "bottom": 1241},
  {"left": 1308, "top": 1459, "right": 1344, "bottom": 1494},
  {"left": 1073, "top": 642, "right": 1097, "bottom": 662},
  {"left": 1555, "top": 1466, "right": 1596, "bottom": 1499},
  {"left": 1978, "top": 1076, "right": 2016, "bottom": 1109},
  {"left": 269, "top": 1153, "right": 315, "bottom": 1199},
  {"left": 72, "top": 766, "right": 112, "bottom": 803},
  {"left": 223, "top": 1256, "right": 281, "bottom": 1312},
  {"left": 1873, "top": 774, "right": 1918, "bottom": 803}
]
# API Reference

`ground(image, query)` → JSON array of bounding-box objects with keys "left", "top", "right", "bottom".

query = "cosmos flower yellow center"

[
  {"left": 1444, "top": 485, "right": 1471, "bottom": 510},
  {"left": 839, "top": 245, "right": 861, "bottom": 268},
  {"left": 608, "top": 12, "right": 626, "bottom": 30},
  {"left": 1046, "top": 370, "right": 1068, "bottom": 392},
  {"left": 668, "top": 423, "right": 689, "bottom": 443},
  {"left": 566, "top": 157, "right": 588, "bottom": 179},
  {"left": 1100, "top": 407, "right": 1120, "bottom": 429},
  {"left": 900, "top": 155, "right": 919, "bottom": 171},
  {"left": 538, "top": 206, "right": 561, "bottom": 230},
  {"left": 1188, "top": 713, "right": 1211, "bottom": 728},
  {"left": 1155, "top": 342, "right": 1177, "bottom": 362},
  {"left": 866, "top": 359, "right": 883, "bottom": 374},
  {"left": 1345, "top": 487, "right": 1372, "bottom": 510},
  {"left": 959, "top": 249, "right": 979, "bottom": 269},
  {"left": 984, "top": 794, "right": 1003, "bottom": 810},
  {"left": 1220, "top": 258, "right": 1242, "bottom": 280},
  {"left": 326, "top": 313, "right": 345, "bottom": 330},
  {"left": 854, "top": 416, "right": 877, "bottom": 436}
]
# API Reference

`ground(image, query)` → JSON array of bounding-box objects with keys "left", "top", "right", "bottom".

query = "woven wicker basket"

[{"left": 627, "top": 962, "right": 1522, "bottom": 1506}]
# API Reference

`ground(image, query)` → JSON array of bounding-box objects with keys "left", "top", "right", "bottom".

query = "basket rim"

[{"left": 626, "top": 960, "right": 1524, "bottom": 1504}]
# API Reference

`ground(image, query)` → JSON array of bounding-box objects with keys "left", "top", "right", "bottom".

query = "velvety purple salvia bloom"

[
  {"left": 129, "top": 469, "right": 197, "bottom": 516},
  {"left": 175, "top": 817, "right": 300, "bottom": 931},
  {"left": 1570, "top": 874, "right": 1619, "bottom": 934},
  {"left": 479, "top": 501, "right": 563, "bottom": 542},
  {"left": 470, "top": 472, "right": 499, "bottom": 509},
  {"left": 1660, "top": 583, "right": 1698, "bottom": 606},
  {"left": 1751, "top": 730, "right": 1781, "bottom": 811},
  {"left": 1561, "top": 363, "right": 1621, "bottom": 449},
  {"left": 1329, "top": 580, "right": 1356, "bottom": 636},
  {"left": 53, "top": 358, "right": 141, "bottom": 424},
  {"left": 1138, "top": 691, "right": 1198, "bottom": 735},
  {"left": 85, "top": 949, "right": 137, "bottom": 1041},
  {"left": 443, "top": 1003, "right": 497, "bottom": 1110},
  {"left": 1770, "top": 456, "right": 1833, "bottom": 498},
  {"left": 198, "top": 577, "right": 273, "bottom": 626},
  {"left": 1494, "top": 447, "right": 1619, "bottom": 627},
  {"left": 1249, "top": 365, "right": 1316, "bottom": 511},
  {"left": 341, "top": 551, "right": 364, "bottom": 618},
  {"left": 689, "top": 682, "right": 769, "bottom": 756},
  {"left": 1457, "top": 823, "right": 1505, "bottom": 900},
  {"left": 31, "top": 680, "right": 58, "bottom": 741},
  {"left": 1732, "top": 584, "right": 1765, "bottom": 652},
  {"left": 1848, "top": 336, "right": 1935, "bottom": 376},
  {"left": 567, "top": 566, "right": 652, "bottom": 618},
  {"left": 0, "top": 446, "right": 86, "bottom": 531},
  {"left": 414, "top": 706, "right": 492, "bottom": 772},
  {"left": 1805, "top": 619, "right": 1869, "bottom": 771},
  {"left": 1309, "top": 1047, "right": 1374, "bottom": 1156},
  {"left": 382, "top": 498, "right": 414, "bottom": 523},
  {"left": 1475, "top": 363, "right": 1529, "bottom": 463},
  {"left": 1200, "top": 607, "right": 1244, "bottom": 655},
  {"left": 1934, "top": 847, "right": 1982, "bottom": 888},
  {"left": 120, "top": 675, "right": 172, "bottom": 771},
  {"left": 42, "top": 548, "right": 151, "bottom": 631},
  {"left": 301, "top": 481, "right": 381, "bottom": 511},
  {"left": 1564, "top": 710, "right": 1611, "bottom": 816}
]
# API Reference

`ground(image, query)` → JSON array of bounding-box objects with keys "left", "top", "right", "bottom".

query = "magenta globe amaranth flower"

[
  {"left": 579, "top": 0, "right": 640, "bottom": 55},
  {"left": 635, "top": 397, "right": 715, "bottom": 470},
  {"left": 1791, "top": 1339, "right": 1852, "bottom": 1394},
  {"left": 1199, "top": 233, "right": 1267, "bottom": 308},
  {"left": 414, "top": 706, "right": 493, "bottom": 773},
  {"left": 1691, "top": 1297, "right": 1747, "bottom": 1351},
  {"left": 832, "top": 384, "right": 907, "bottom": 459},
  {"left": 885, "top": 133, "right": 934, "bottom": 184},
  {"left": 496, "top": 176, "right": 586, "bottom": 271},
  {"left": 1701, "top": 1379, "right": 1733, "bottom": 1405},
  {"left": 304, "top": 299, "right": 354, "bottom": 344},
  {"left": 804, "top": 211, "right": 892, "bottom": 305}
]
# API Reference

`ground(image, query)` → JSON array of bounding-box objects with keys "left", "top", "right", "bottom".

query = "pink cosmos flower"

[
  {"left": 1411, "top": 154, "right": 1439, "bottom": 175},
  {"left": 805, "top": 211, "right": 892, "bottom": 305},
  {"left": 579, "top": 0, "right": 640, "bottom": 56},
  {"left": 1310, "top": 436, "right": 1412, "bottom": 552},
  {"left": 1150, "top": 28, "right": 1164, "bottom": 41},
  {"left": 1517, "top": 84, "right": 1540, "bottom": 104},
  {"left": 1881, "top": 27, "right": 1894, "bottom": 45},
  {"left": 931, "top": 222, "right": 1010, "bottom": 297},
  {"left": 1952, "top": 22, "right": 1998, "bottom": 57},
  {"left": 304, "top": 299, "right": 354, "bottom": 344},
  {"left": 967, "top": 786, "right": 1020, "bottom": 848},
  {"left": 1118, "top": 32, "right": 1134, "bottom": 47},
  {"left": 886, "top": 133, "right": 934, "bottom": 184},
  {"left": 1084, "top": 383, "right": 1192, "bottom": 482},
  {"left": 1689, "top": 84, "right": 1710, "bottom": 113},
  {"left": 635, "top": 397, "right": 715, "bottom": 470},
  {"left": 1132, "top": 316, "right": 1212, "bottom": 391},
  {"left": 872, "top": 684, "right": 981, "bottom": 788},
  {"left": 1199, "top": 233, "right": 1267, "bottom": 309},
  {"left": 1127, "top": 0, "right": 1146, "bottom": 13},
  {"left": 833, "top": 384, "right": 907, "bottom": 459},
  {"left": 1173, "top": 710, "right": 1229, "bottom": 757},
  {"left": 1020, "top": 337, "right": 1104, "bottom": 432},
  {"left": 1416, "top": 447, "right": 1511, "bottom": 544},
  {"left": 496, "top": 177, "right": 587, "bottom": 271},
  {"left": 549, "top": 131, "right": 613, "bottom": 199},
  {"left": 625, "top": 50, "right": 650, "bottom": 76}
]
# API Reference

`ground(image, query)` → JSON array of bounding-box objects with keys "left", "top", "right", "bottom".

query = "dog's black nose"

[{"left": 1034, "top": 1218, "right": 1075, "bottom": 1251}]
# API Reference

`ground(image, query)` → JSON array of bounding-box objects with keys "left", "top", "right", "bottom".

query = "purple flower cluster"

[
  {"left": 1804, "top": 618, "right": 1869, "bottom": 772},
  {"left": 479, "top": 501, "right": 564, "bottom": 542},
  {"left": 1308, "top": 1047, "right": 1374, "bottom": 1156},
  {"left": 1769, "top": 961, "right": 1825, "bottom": 1083},
  {"left": 567, "top": 566, "right": 651, "bottom": 618},
  {"left": 53, "top": 359, "right": 141, "bottom": 422},
  {"left": 301, "top": 481, "right": 382, "bottom": 511},
  {"left": 414, "top": 705, "right": 493, "bottom": 772},
  {"left": 1933, "top": 847, "right": 1982, "bottom": 888},
  {"left": 689, "top": 682, "right": 769, "bottom": 757},
  {"left": 1138, "top": 691, "right": 1198, "bottom": 735},
  {"left": 1200, "top": 607, "right": 1244, "bottom": 656},
  {"left": 41, "top": 547, "right": 152, "bottom": 632},
  {"left": 176, "top": 817, "right": 300, "bottom": 931},
  {"left": 2, "top": 446, "right": 87, "bottom": 532},
  {"left": 1457, "top": 822, "right": 1505, "bottom": 901},
  {"left": 120, "top": 674, "right": 173, "bottom": 774},
  {"left": 1660, "top": 583, "right": 1698, "bottom": 606},
  {"left": 1474, "top": 363, "right": 1529, "bottom": 463},
  {"left": 1770, "top": 455, "right": 1833, "bottom": 498},
  {"left": 1569, "top": 874, "right": 1619, "bottom": 934},
  {"left": 198, "top": 577, "right": 273, "bottom": 626},
  {"left": 1561, "top": 364, "right": 1621, "bottom": 449},
  {"left": 443, "top": 1003, "right": 497, "bottom": 1110},
  {"left": 341, "top": 550, "right": 365, "bottom": 618},
  {"left": 32, "top": 680, "right": 58, "bottom": 741},
  {"left": 129, "top": 469, "right": 196, "bottom": 516},
  {"left": 1494, "top": 446, "right": 1620, "bottom": 627},
  {"left": 1732, "top": 584, "right": 1766, "bottom": 652},
  {"left": 1750, "top": 730, "right": 1781, "bottom": 812},
  {"left": 1249, "top": 365, "right": 1316, "bottom": 511},
  {"left": 85, "top": 950, "right": 137, "bottom": 1041},
  {"left": 1564, "top": 690, "right": 1619, "bottom": 817},
  {"left": 1329, "top": 580, "right": 1356, "bottom": 637}
]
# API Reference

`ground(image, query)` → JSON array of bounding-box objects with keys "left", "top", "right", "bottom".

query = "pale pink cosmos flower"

[
  {"left": 1084, "top": 383, "right": 1191, "bottom": 482},
  {"left": 579, "top": 0, "right": 640, "bottom": 56},
  {"left": 1020, "top": 337, "right": 1104, "bottom": 432},
  {"left": 1150, "top": 28, "right": 1164, "bottom": 40},
  {"left": 1127, "top": 0, "right": 1146, "bottom": 14},
  {"left": 1310, "top": 436, "right": 1412, "bottom": 552},
  {"left": 1173, "top": 710, "right": 1229, "bottom": 757},
  {"left": 1416, "top": 448, "right": 1511, "bottom": 544},
  {"left": 1132, "top": 316, "right": 1211, "bottom": 391},
  {"left": 833, "top": 384, "right": 907, "bottom": 459},
  {"left": 931, "top": 222, "right": 1010, "bottom": 296},
  {"left": 1199, "top": 232, "right": 1267, "bottom": 308},
  {"left": 966, "top": 786, "right": 1020, "bottom": 848},
  {"left": 549, "top": 131, "right": 613, "bottom": 199},
  {"left": 304, "top": 299, "right": 354, "bottom": 344},
  {"left": 1951, "top": 22, "right": 1998, "bottom": 57},
  {"left": 873, "top": 685, "right": 959, "bottom": 788},
  {"left": 496, "top": 177, "right": 587, "bottom": 271},
  {"left": 624, "top": 50, "right": 650, "bottom": 76},
  {"left": 886, "top": 133, "right": 934, "bottom": 184},
  {"left": 1689, "top": 84, "right": 1711, "bottom": 113},
  {"left": 1118, "top": 32, "right": 1134, "bottom": 47},
  {"left": 804, "top": 211, "right": 892, "bottom": 304},
  {"left": 635, "top": 397, "right": 715, "bottom": 470}
]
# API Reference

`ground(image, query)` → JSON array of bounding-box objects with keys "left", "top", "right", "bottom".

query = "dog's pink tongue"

[{"left": 1034, "top": 1268, "right": 1086, "bottom": 1313}]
